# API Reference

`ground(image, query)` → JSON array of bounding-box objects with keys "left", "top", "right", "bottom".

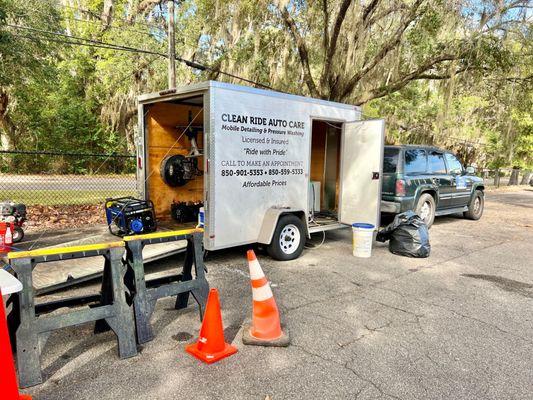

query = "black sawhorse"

[
  {"left": 7, "top": 242, "right": 137, "bottom": 388},
  {"left": 123, "top": 229, "right": 209, "bottom": 345}
]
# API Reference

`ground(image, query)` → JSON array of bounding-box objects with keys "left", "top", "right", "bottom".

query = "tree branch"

[
  {"left": 320, "top": 0, "right": 353, "bottom": 94},
  {"left": 101, "top": 0, "right": 114, "bottom": 31},
  {"left": 340, "top": 0, "right": 425, "bottom": 100},
  {"left": 354, "top": 53, "right": 460, "bottom": 104},
  {"left": 361, "top": 0, "right": 381, "bottom": 21},
  {"left": 349, "top": 0, "right": 382, "bottom": 62},
  {"left": 482, "top": 18, "right": 528, "bottom": 33},
  {"left": 412, "top": 73, "right": 456, "bottom": 80},
  {"left": 280, "top": 6, "right": 319, "bottom": 97},
  {"left": 367, "top": 3, "right": 408, "bottom": 26},
  {"left": 137, "top": 0, "right": 163, "bottom": 14},
  {"left": 478, "top": 0, "right": 530, "bottom": 30},
  {"left": 326, "top": 0, "right": 353, "bottom": 62},
  {"left": 347, "top": 0, "right": 383, "bottom": 69},
  {"left": 322, "top": 0, "right": 329, "bottom": 57}
]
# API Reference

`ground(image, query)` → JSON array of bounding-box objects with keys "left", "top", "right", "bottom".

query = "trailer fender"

[{"left": 258, "top": 207, "right": 309, "bottom": 245}]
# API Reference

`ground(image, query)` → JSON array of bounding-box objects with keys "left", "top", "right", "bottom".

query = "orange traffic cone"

[
  {"left": 0, "top": 289, "right": 31, "bottom": 399},
  {"left": 242, "top": 250, "right": 290, "bottom": 347},
  {"left": 185, "top": 288, "right": 237, "bottom": 364}
]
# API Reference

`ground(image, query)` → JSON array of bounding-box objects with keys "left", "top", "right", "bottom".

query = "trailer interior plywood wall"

[
  {"left": 311, "top": 121, "right": 327, "bottom": 207},
  {"left": 146, "top": 102, "right": 204, "bottom": 220},
  {"left": 310, "top": 120, "right": 342, "bottom": 212}
]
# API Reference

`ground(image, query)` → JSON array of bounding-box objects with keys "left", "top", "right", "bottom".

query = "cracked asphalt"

[{"left": 23, "top": 188, "right": 533, "bottom": 400}]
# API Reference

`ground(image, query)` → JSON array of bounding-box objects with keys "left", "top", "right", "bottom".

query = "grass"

[{"left": 1, "top": 190, "right": 136, "bottom": 206}]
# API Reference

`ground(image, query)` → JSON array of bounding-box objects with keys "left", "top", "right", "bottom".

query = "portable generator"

[
  {"left": 0, "top": 201, "right": 27, "bottom": 242},
  {"left": 104, "top": 197, "right": 156, "bottom": 237}
]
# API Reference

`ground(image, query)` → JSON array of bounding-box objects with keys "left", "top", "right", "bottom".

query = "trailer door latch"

[{"left": 372, "top": 172, "right": 380, "bottom": 180}]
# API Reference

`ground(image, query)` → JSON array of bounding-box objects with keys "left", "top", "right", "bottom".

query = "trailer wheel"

[{"left": 267, "top": 214, "right": 305, "bottom": 261}]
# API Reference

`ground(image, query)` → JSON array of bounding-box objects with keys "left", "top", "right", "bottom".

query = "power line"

[
  {"left": 11, "top": 32, "right": 163, "bottom": 57},
  {"left": 7, "top": 24, "right": 162, "bottom": 54},
  {"left": 11, "top": 32, "right": 161, "bottom": 86},
  {"left": 61, "top": 4, "right": 166, "bottom": 31},
  {"left": 0, "top": 149, "right": 134, "bottom": 158},
  {"left": 65, "top": 16, "right": 163, "bottom": 37},
  {"left": 6, "top": 24, "right": 274, "bottom": 90},
  {"left": 10, "top": 8, "right": 164, "bottom": 37},
  {"left": 8, "top": 24, "right": 206, "bottom": 72},
  {"left": 8, "top": 25, "right": 166, "bottom": 58}
]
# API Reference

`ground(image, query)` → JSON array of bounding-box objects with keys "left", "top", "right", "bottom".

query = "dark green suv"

[{"left": 381, "top": 145, "right": 485, "bottom": 227}]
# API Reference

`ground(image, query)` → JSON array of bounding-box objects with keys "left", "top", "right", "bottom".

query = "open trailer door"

[{"left": 339, "top": 119, "right": 385, "bottom": 227}]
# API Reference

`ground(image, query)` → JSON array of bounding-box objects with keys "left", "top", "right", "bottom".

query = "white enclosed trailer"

[{"left": 136, "top": 81, "right": 384, "bottom": 260}]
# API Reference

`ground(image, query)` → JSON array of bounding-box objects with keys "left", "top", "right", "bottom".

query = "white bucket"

[{"left": 352, "top": 223, "right": 375, "bottom": 258}]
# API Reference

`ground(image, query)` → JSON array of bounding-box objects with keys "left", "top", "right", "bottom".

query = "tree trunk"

[
  {"left": 508, "top": 167, "right": 520, "bottom": 185},
  {"left": 101, "top": 0, "right": 114, "bottom": 30},
  {"left": 167, "top": 0, "right": 176, "bottom": 89},
  {"left": 520, "top": 171, "right": 532, "bottom": 185},
  {"left": 0, "top": 89, "right": 16, "bottom": 150}
]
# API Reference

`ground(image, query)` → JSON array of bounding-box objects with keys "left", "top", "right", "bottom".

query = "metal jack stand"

[
  {"left": 123, "top": 229, "right": 209, "bottom": 345},
  {"left": 7, "top": 242, "right": 137, "bottom": 388}
]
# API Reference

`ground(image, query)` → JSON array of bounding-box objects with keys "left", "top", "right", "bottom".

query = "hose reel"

[{"left": 160, "top": 154, "right": 201, "bottom": 187}]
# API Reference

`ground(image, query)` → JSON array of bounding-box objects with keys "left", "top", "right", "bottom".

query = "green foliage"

[
  {"left": 0, "top": 0, "right": 167, "bottom": 172},
  {"left": 0, "top": 0, "right": 531, "bottom": 172}
]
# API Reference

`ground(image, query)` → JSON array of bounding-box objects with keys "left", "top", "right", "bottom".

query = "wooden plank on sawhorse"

[
  {"left": 123, "top": 228, "right": 209, "bottom": 345},
  {"left": 7, "top": 241, "right": 138, "bottom": 388}
]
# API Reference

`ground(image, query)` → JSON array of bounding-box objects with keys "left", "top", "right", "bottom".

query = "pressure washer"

[{"left": 0, "top": 201, "right": 26, "bottom": 242}]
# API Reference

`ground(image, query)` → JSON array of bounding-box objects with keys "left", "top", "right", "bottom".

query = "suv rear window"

[
  {"left": 428, "top": 151, "right": 447, "bottom": 174},
  {"left": 404, "top": 149, "right": 427, "bottom": 174},
  {"left": 383, "top": 148, "right": 399, "bottom": 173}
]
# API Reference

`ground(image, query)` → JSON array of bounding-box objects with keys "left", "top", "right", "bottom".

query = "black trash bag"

[{"left": 376, "top": 211, "right": 430, "bottom": 258}]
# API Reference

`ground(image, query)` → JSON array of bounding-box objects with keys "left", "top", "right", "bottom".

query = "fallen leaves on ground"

[{"left": 26, "top": 204, "right": 107, "bottom": 231}]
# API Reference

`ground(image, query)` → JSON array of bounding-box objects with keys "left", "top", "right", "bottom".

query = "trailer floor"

[{"left": 21, "top": 188, "right": 533, "bottom": 400}]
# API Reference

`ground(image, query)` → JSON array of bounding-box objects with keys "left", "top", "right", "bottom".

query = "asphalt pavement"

[{"left": 21, "top": 187, "right": 533, "bottom": 400}]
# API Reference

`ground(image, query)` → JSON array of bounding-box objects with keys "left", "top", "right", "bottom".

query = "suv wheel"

[
  {"left": 464, "top": 190, "right": 484, "bottom": 220},
  {"left": 267, "top": 214, "right": 305, "bottom": 261},
  {"left": 415, "top": 193, "right": 436, "bottom": 227}
]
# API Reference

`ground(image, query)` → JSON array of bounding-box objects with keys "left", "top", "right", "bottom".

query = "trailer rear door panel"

[{"left": 339, "top": 119, "right": 385, "bottom": 227}]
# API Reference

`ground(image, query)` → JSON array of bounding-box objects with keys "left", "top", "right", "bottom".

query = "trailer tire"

[{"left": 267, "top": 214, "right": 305, "bottom": 261}]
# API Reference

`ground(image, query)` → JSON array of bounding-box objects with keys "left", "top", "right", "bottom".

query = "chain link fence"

[
  {"left": 0, "top": 150, "right": 137, "bottom": 231},
  {"left": 0, "top": 150, "right": 136, "bottom": 206},
  {"left": 478, "top": 167, "right": 533, "bottom": 188},
  {"left": 0, "top": 150, "right": 531, "bottom": 232}
]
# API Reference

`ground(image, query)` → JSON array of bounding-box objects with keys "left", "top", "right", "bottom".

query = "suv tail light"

[{"left": 395, "top": 179, "right": 406, "bottom": 197}]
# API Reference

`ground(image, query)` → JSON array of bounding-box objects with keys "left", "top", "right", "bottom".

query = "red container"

[{"left": 0, "top": 222, "right": 12, "bottom": 254}]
